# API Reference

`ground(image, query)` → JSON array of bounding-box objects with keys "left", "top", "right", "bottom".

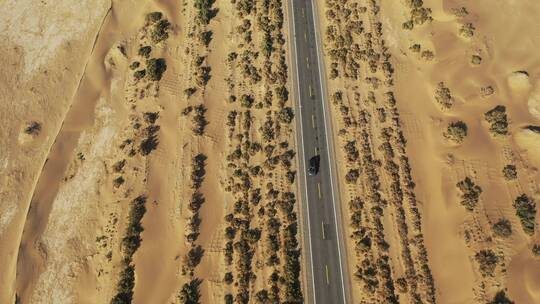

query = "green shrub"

[
  {"left": 502, "top": 164, "right": 517, "bottom": 180},
  {"left": 475, "top": 249, "right": 498, "bottom": 277},
  {"left": 195, "top": 66, "right": 211, "bottom": 86},
  {"left": 184, "top": 87, "right": 197, "bottom": 97},
  {"left": 421, "top": 50, "right": 435, "bottom": 61},
  {"left": 192, "top": 104, "right": 207, "bottom": 135},
  {"left": 409, "top": 44, "right": 421, "bottom": 53},
  {"left": 111, "top": 195, "right": 147, "bottom": 303},
  {"left": 451, "top": 7, "right": 469, "bottom": 18},
  {"left": 223, "top": 272, "right": 233, "bottom": 284},
  {"left": 402, "top": 20, "right": 414, "bottom": 30},
  {"left": 489, "top": 290, "right": 514, "bottom": 304},
  {"left": 275, "top": 85, "right": 289, "bottom": 104},
  {"left": 345, "top": 169, "right": 360, "bottom": 184},
  {"left": 151, "top": 19, "right": 171, "bottom": 43},
  {"left": 199, "top": 30, "right": 213, "bottom": 46},
  {"left": 139, "top": 134, "right": 158, "bottom": 155},
  {"left": 456, "top": 177, "right": 482, "bottom": 211},
  {"left": 434, "top": 82, "right": 452, "bottom": 109},
  {"left": 411, "top": 7, "right": 432, "bottom": 25},
  {"left": 143, "top": 112, "right": 159, "bottom": 124},
  {"left": 492, "top": 219, "right": 512, "bottom": 238},
  {"left": 184, "top": 245, "right": 204, "bottom": 269},
  {"left": 122, "top": 196, "right": 147, "bottom": 256},
  {"left": 513, "top": 194, "right": 536, "bottom": 235},
  {"left": 261, "top": 32, "right": 273, "bottom": 57},
  {"left": 146, "top": 58, "right": 167, "bottom": 81},
  {"left": 129, "top": 61, "right": 140, "bottom": 70},
  {"left": 178, "top": 279, "right": 202, "bottom": 304},
  {"left": 133, "top": 69, "right": 146, "bottom": 80},
  {"left": 459, "top": 23, "right": 475, "bottom": 38},
  {"left": 24, "top": 121, "right": 41, "bottom": 135},
  {"left": 485, "top": 105, "right": 508, "bottom": 136},
  {"left": 533, "top": 244, "right": 540, "bottom": 256},
  {"left": 146, "top": 12, "right": 163, "bottom": 24},
  {"left": 481, "top": 86, "right": 495, "bottom": 97},
  {"left": 278, "top": 107, "right": 294, "bottom": 124},
  {"left": 138, "top": 46, "right": 152, "bottom": 58},
  {"left": 240, "top": 94, "right": 254, "bottom": 108},
  {"left": 194, "top": 0, "right": 216, "bottom": 25},
  {"left": 471, "top": 55, "right": 482, "bottom": 65},
  {"left": 110, "top": 265, "right": 135, "bottom": 304},
  {"left": 444, "top": 121, "right": 468, "bottom": 144},
  {"left": 286, "top": 170, "right": 296, "bottom": 184}
]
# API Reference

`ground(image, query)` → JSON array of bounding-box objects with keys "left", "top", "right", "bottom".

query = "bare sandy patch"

[
  {"left": 0, "top": 0, "right": 109, "bottom": 77},
  {"left": 515, "top": 127, "right": 540, "bottom": 166},
  {"left": 508, "top": 71, "right": 532, "bottom": 92},
  {"left": 527, "top": 83, "right": 540, "bottom": 120}
]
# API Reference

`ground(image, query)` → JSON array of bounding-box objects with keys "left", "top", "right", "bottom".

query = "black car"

[{"left": 308, "top": 155, "right": 320, "bottom": 176}]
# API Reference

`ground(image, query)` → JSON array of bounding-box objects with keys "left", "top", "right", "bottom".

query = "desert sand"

[
  {"left": 2, "top": 0, "right": 540, "bottom": 303},
  {"left": 318, "top": 0, "right": 540, "bottom": 303},
  {"left": 1, "top": 0, "right": 302, "bottom": 303}
]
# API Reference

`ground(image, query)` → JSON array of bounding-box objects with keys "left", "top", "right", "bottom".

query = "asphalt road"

[{"left": 287, "top": 1, "right": 351, "bottom": 303}]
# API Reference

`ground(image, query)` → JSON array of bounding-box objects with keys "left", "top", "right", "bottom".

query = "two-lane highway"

[{"left": 287, "top": 1, "right": 351, "bottom": 303}]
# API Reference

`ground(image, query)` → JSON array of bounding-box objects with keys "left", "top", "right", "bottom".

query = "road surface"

[{"left": 287, "top": 0, "right": 351, "bottom": 303}]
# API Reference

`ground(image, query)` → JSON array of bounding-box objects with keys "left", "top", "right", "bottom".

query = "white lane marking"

[
  {"left": 317, "top": 183, "right": 322, "bottom": 199},
  {"left": 322, "top": 221, "right": 326, "bottom": 239},
  {"left": 311, "top": 114, "right": 316, "bottom": 129},
  {"left": 325, "top": 265, "right": 330, "bottom": 285},
  {"left": 310, "top": 0, "right": 348, "bottom": 302},
  {"left": 289, "top": 1, "right": 317, "bottom": 304},
  {"left": 309, "top": 85, "right": 313, "bottom": 97},
  {"left": 307, "top": 56, "right": 310, "bottom": 69}
]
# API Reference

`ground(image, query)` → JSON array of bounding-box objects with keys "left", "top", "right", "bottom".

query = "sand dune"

[
  {"left": 2, "top": 0, "right": 540, "bottom": 303},
  {"left": 0, "top": 0, "right": 111, "bottom": 302},
  {"left": 380, "top": 0, "right": 540, "bottom": 302}
]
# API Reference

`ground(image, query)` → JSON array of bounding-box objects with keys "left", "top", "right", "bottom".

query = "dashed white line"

[{"left": 325, "top": 265, "right": 330, "bottom": 285}]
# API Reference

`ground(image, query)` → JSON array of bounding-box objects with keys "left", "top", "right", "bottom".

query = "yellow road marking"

[
  {"left": 325, "top": 265, "right": 330, "bottom": 285},
  {"left": 322, "top": 222, "right": 326, "bottom": 239},
  {"left": 317, "top": 183, "right": 322, "bottom": 199},
  {"left": 311, "top": 115, "right": 316, "bottom": 128}
]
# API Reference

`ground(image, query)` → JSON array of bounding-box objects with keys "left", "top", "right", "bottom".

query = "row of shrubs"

[
  {"left": 175, "top": 2, "right": 217, "bottom": 300},
  {"left": 222, "top": 0, "right": 303, "bottom": 302},
  {"left": 325, "top": 0, "right": 437, "bottom": 301},
  {"left": 177, "top": 154, "right": 207, "bottom": 304},
  {"left": 381, "top": 90, "right": 437, "bottom": 302},
  {"left": 131, "top": 13, "right": 169, "bottom": 84},
  {"left": 110, "top": 195, "right": 148, "bottom": 304}
]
